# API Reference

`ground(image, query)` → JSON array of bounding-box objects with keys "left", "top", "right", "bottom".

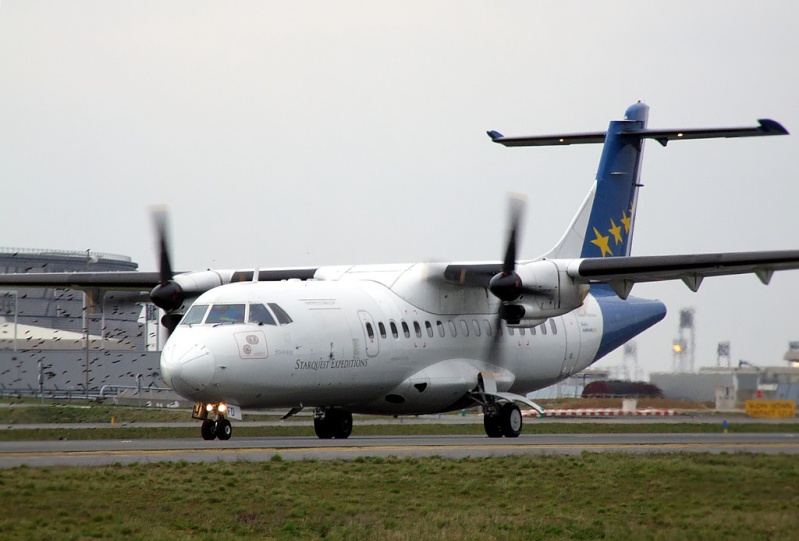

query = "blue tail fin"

[{"left": 578, "top": 102, "right": 649, "bottom": 258}]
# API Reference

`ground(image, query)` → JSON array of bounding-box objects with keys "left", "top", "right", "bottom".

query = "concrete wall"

[
  {"left": 649, "top": 372, "right": 734, "bottom": 402},
  {"left": 0, "top": 349, "right": 162, "bottom": 394}
]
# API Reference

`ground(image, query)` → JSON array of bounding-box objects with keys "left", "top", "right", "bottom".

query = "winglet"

[
  {"left": 757, "top": 119, "right": 789, "bottom": 135},
  {"left": 487, "top": 130, "right": 504, "bottom": 141}
]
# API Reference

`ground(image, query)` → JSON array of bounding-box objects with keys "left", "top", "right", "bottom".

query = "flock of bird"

[{"left": 0, "top": 294, "right": 163, "bottom": 394}]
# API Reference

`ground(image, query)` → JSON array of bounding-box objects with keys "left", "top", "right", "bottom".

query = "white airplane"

[{"left": 2, "top": 102, "right": 797, "bottom": 441}]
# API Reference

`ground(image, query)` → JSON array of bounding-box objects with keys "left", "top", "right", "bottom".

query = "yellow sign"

[{"left": 745, "top": 400, "right": 796, "bottom": 418}]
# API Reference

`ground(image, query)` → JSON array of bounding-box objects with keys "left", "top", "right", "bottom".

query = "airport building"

[
  {"left": 0, "top": 247, "right": 151, "bottom": 350},
  {"left": 650, "top": 342, "right": 799, "bottom": 405},
  {"left": 0, "top": 248, "right": 163, "bottom": 398}
]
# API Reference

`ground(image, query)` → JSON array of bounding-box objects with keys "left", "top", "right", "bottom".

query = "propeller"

[
  {"left": 485, "top": 195, "right": 527, "bottom": 364},
  {"left": 488, "top": 195, "right": 526, "bottom": 303},
  {"left": 148, "top": 207, "right": 185, "bottom": 334}
]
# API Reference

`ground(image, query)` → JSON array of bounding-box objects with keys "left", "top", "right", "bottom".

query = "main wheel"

[
  {"left": 314, "top": 416, "right": 334, "bottom": 439},
  {"left": 330, "top": 410, "right": 353, "bottom": 439},
  {"left": 499, "top": 403, "right": 522, "bottom": 438},
  {"left": 216, "top": 418, "right": 232, "bottom": 440},
  {"left": 483, "top": 410, "right": 503, "bottom": 438},
  {"left": 201, "top": 419, "right": 217, "bottom": 440}
]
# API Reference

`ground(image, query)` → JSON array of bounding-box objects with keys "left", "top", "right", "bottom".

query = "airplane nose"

[{"left": 161, "top": 341, "right": 216, "bottom": 394}]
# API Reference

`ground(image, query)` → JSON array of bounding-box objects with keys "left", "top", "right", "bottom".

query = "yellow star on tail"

[
  {"left": 608, "top": 218, "right": 623, "bottom": 246},
  {"left": 591, "top": 227, "right": 613, "bottom": 257},
  {"left": 620, "top": 211, "right": 631, "bottom": 234}
]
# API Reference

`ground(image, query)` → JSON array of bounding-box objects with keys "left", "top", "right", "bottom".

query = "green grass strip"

[{"left": 0, "top": 454, "right": 797, "bottom": 540}]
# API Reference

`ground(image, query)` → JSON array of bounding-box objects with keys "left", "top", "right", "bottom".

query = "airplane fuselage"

[{"left": 160, "top": 264, "right": 614, "bottom": 415}]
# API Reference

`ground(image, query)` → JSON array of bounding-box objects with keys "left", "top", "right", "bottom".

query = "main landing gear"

[
  {"left": 313, "top": 408, "right": 353, "bottom": 439},
  {"left": 482, "top": 402, "right": 522, "bottom": 438},
  {"left": 194, "top": 402, "right": 233, "bottom": 441}
]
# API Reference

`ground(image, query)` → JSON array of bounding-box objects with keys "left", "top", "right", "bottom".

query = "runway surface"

[{"left": 2, "top": 432, "right": 798, "bottom": 468}]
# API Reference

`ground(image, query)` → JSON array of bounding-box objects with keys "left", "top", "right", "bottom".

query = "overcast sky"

[{"left": 1, "top": 1, "right": 797, "bottom": 377}]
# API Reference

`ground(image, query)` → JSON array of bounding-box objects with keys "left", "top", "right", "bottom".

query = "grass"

[{"left": 0, "top": 454, "right": 796, "bottom": 540}]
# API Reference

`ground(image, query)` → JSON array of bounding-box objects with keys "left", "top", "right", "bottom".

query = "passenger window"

[
  {"left": 390, "top": 321, "right": 399, "bottom": 339},
  {"left": 248, "top": 303, "right": 277, "bottom": 325},
  {"left": 449, "top": 320, "right": 457, "bottom": 337},
  {"left": 472, "top": 319, "right": 481, "bottom": 337},
  {"left": 483, "top": 319, "right": 492, "bottom": 337},
  {"left": 540, "top": 323, "right": 547, "bottom": 335},
  {"left": 413, "top": 321, "right": 422, "bottom": 338},
  {"left": 460, "top": 320, "right": 469, "bottom": 337},
  {"left": 268, "top": 303, "right": 293, "bottom": 325},
  {"left": 402, "top": 321, "right": 410, "bottom": 338},
  {"left": 206, "top": 304, "right": 246, "bottom": 324},
  {"left": 378, "top": 322, "right": 387, "bottom": 339},
  {"left": 365, "top": 322, "right": 375, "bottom": 340},
  {"left": 437, "top": 321, "right": 445, "bottom": 337},
  {"left": 181, "top": 304, "right": 209, "bottom": 325},
  {"left": 425, "top": 321, "right": 434, "bottom": 338},
  {"left": 550, "top": 319, "right": 558, "bottom": 335}
]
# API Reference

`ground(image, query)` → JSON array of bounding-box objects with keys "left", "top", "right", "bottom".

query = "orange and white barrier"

[{"left": 522, "top": 408, "right": 680, "bottom": 418}]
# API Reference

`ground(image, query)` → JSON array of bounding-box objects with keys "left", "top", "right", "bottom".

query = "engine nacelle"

[
  {"left": 170, "top": 270, "right": 230, "bottom": 312},
  {"left": 502, "top": 260, "right": 588, "bottom": 326}
]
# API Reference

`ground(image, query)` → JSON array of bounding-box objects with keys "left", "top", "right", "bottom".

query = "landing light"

[
  {"left": 206, "top": 404, "right": 214, "bottom": 412},
  {"left": 218, "top": 403, "right": 227, "bottom": 413}
]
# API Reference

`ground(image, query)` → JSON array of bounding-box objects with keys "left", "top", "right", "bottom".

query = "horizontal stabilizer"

[
  {"left": 488, "top": 119, "right": 788, "bottom": 147},
  {"left": 487, "top": 130, "right": 607, "bottom": 147},
  {"left": 628, "top": 119, "right": 788, "bottom": 147}
]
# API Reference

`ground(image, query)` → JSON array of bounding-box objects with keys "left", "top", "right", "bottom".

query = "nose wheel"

[{"left": 201, "top": 418, "right": 232, "bottom": 440}]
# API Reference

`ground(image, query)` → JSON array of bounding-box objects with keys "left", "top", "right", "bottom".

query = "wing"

[
  {"left": 0, "top": 267, "right": 319, "bottom": 303},
  {"left": 0, "top": 271, "right": 161, "bottom": 290},
  {"left": 438, "top": 250, "right": 799, "bottom": 302},
  {"left": 570, "top": 250, "right": 799, "bottom": 299}
]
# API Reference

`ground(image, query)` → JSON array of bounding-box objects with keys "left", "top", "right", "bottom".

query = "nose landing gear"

[{"left": 194, "top": 402, "right": 234, "bottom": 441}]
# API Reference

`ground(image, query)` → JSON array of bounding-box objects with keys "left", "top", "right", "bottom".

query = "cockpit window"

[
  {"left": 249, "top": 303, "right": 277, "bottom": 325},
  {"left": 206, "top": 304, "right": 246, "bottom": 324},
  {"left": 267, "top": 303, "right": 293, "bottom": 325},
  {"left": 181, "top": 304, "right": 209, "bottom": 325}
]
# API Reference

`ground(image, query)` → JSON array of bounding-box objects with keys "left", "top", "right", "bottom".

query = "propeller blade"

[
  {"left": 151, "top": 206, "right": 173, "bottom": 285},
  {"left": 502, "top": 195, "right": 525, "bottom": 274},
  {"left": 485, "top": 312, "right": 504, "bottom": 364},
  {"left": 491, "top": 194, "right": 527, "bottom": 303},
  {"left": 148, "top": 206, "right": 185, "bottom": 318}
]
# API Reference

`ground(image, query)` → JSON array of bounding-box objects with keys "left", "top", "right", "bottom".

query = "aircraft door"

[
  {"left": 560, "top": 313, "right": 582, "bottom": 377},
  {"left": 358, "top": 310, "right": 379, "bottom": 358}
]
